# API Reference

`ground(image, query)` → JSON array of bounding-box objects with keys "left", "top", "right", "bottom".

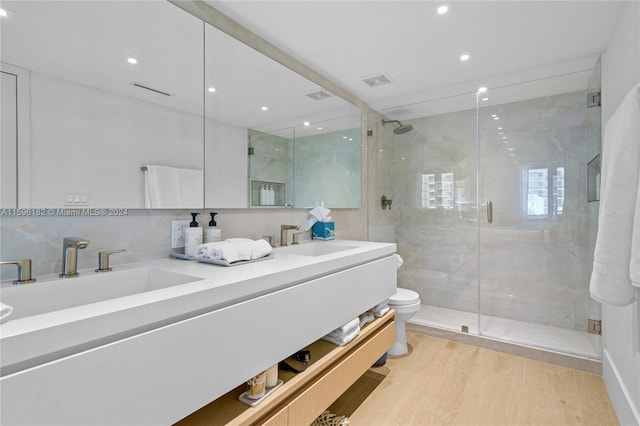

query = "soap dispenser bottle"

[
  {"left": 184, "top": 212, "right": 203, "bottom": 257},
  {"left": 204, "top": 212, "right": 221, "bottom": 243},
  {"left": 268, "top": 185, "right": 275, "bottom": 206},
  {"left": 260, "top": 184, "right": 266, "bottom": 206}
]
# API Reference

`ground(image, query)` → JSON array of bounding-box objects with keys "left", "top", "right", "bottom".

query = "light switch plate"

[{"left": 171, "top": 220, "right": 189, "bottom": 248}]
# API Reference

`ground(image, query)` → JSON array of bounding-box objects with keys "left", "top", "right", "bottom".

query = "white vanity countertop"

[{"left": 0, "top": 239, "right": 396, "bottom": 375}]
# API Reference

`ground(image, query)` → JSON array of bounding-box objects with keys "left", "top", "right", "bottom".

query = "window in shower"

[
  {"left": 421, "top": 173, "right": 436, "bottom": 208},
  {"left": 526, "top": 166, "right": 564, "bottom": 217},
  {"left": 422, "top": 172, "right": 464, "bottom": 210}
]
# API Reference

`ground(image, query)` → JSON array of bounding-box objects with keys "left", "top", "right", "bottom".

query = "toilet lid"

[{"left": 388, "top": 288, "right": 420, "bottom": 306}]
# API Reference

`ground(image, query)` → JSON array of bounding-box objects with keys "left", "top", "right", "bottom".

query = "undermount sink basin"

[
  {"left": 278, "top": 242, "right": 358, "bottom": 257},
  {"left": 0, "top": 267, "right": 203, "bottom": 322}
]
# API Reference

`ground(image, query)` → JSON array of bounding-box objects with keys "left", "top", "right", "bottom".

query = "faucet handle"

[
  {"left": 95, "top": 249, "right": 126, "bottom": 272},
  {"left": 0, "top": 259, "right": 36, "bottom": 284},
  {"left": 261, "top": 235, "right": 276, "bottom": 248},
  {"left": 292, "top": 232, "right": 303, "bottom": 245}
]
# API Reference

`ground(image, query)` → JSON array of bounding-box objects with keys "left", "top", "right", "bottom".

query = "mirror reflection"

[
  {"left": 203, "top": 23, "right": 361, "bottom": 209},
  {"left": 0, "top": 1, "right": 362, "bottom": 209},
  {"left": 1, "top": 1, "right": 204, "bottom": 208}
]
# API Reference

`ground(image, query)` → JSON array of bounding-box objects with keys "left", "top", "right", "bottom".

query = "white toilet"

[{"left": 387, "top": 288, "right": 421, "bottom": 356}]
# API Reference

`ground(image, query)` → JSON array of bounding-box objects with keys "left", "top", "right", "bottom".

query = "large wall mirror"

[{"left": 0, "top": 0, "right": 361, "bottom": 210}]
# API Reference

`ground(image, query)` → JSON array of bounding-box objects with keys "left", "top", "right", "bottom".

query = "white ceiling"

[{"left": 206, "top": 0, "right": 625, "bottom": 117}]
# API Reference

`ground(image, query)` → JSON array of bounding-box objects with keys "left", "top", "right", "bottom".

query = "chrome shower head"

[{"left": 382, "top": 119, "right": 413, "bottom": 135}]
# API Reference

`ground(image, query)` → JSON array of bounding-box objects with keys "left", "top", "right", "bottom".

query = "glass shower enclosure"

[{"left": 377, "top": 70, "right": 602, "bottom": 359}]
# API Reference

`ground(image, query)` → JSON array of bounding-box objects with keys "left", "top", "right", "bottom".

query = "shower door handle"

[{"left": 487, "top": 201, "right": 493, "bottom": 224}]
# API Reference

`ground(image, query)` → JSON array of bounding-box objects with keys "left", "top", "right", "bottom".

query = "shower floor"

[{"left": 410, "top": 304, "right": 601, "bottom": 364}]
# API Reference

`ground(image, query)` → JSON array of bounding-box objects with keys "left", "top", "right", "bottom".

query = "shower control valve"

[{"left": 381, "top": 195, "right": 392, "bottom": 210}]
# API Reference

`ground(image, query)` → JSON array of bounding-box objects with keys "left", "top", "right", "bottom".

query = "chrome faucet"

[
  {"left": 0, "top": 259, "right": 36, "bottom": 284},
  {"left": 280, "top": 225, "right": 300, "bottom": 247},
  {"left": 60, "top": 237, "right": 90, "bottom": 278}
]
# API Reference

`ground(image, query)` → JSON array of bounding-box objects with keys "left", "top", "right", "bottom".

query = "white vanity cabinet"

[{"left": 0, "top": 252, "right": 396, "bottom": 425}]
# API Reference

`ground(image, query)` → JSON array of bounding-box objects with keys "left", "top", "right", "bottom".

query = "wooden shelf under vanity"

[{"left": 176, "top": 310, "right": 395, "bottom": 426}]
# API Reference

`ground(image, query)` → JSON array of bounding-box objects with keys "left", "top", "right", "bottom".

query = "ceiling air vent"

[
  {"left": 305, "top": 90, "right": 334, "bottom": 101},
  {"left": 361, "top": 73, "right": 393, "bottom": 88},
  {"left": 131, "top": 82, "right": 174, "bottom": 97}
]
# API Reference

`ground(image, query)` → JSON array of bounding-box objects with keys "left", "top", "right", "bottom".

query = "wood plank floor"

[{"left": 328, "top": 332, "right": 619, "bottom": 426}]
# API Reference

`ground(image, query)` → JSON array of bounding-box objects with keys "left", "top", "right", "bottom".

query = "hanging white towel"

[
  {"left": 590, "top": 83, "right": 640, "bottom": 306},
  {"left": 177, "top": 168, "right": 204, "bottom": 208},
  {"left": 143, "top": 165, "right": 203, "bottom": 208}
]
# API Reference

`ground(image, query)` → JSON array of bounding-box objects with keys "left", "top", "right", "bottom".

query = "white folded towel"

[
  {"left": 195, "top": 239, "right": 272, "bottom": 263},
  {"left": 370, "top": 301, "right": 390, "bottom": 318},
  {"left": 322, "top": 325, "right": 360, "bottom": 346},
  {"left": 0, "top": 302, "right": 14, "bottom": 324},
  {"left": 590, "top": 83, "right": 640, "bottom": 306},
  {"left": 323, "top": 318, "right": 361, "bottom": 346},
  {"left": 359, "top": 311, "right": 375, "bottom": 327}
]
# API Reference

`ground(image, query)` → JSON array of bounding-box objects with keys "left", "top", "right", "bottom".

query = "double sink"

[{"left": 1, "top": 242, "right": 356, "bottom": 322}]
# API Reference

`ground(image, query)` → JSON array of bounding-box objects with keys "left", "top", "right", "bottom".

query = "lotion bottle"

[
  {"left": 204, "top": 212, "right": 221, "bottom": 243},
  {"left": 259, "top": 184, "right": 266, "bottom": 206},
  {"left": 184, "top": 212, "right": 203, "bottom": 257},
  {"left": 268, "top": 185, "right": 275, "bottom": 205}
]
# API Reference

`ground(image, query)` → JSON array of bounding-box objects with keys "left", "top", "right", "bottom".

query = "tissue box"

[{"left": 312, "top": 221, "right": 335, "bottom": 240}]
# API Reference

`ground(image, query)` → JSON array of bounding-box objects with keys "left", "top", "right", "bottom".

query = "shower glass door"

[{"left": 477, "top": 73, "right": 602, "bottom": 359}]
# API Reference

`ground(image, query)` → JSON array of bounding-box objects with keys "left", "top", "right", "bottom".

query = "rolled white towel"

[
  {"left": 0, "top": 302, "right": 14, "bottom": 324},
  {"left": 370, "top": 301, "right": 390, "bottom": 318},
  {"left": 359, "top": 311, "right": 375, "bottom": 327},
  {"left": 328, "top": 317, "right": 360, "bottom": 336},
  {"left": 250, "top": 239, "right": 273, "bottom": 260},
  {"left": 196, "top": 239, "right": 272, "bottom": 263},
  {"left": 323, "top": 323, "right": 360, "bottom": 346}
]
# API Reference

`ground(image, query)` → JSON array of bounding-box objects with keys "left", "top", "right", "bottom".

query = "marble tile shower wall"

[
  {"left": 294, "top": 128, "right": 361, "bottom": 208},
  {"left": 0, "top": 208, "right": 365, "bottom": 282},
  {"left": 390, "top": 91, "right": 600, "bottom": 332}
]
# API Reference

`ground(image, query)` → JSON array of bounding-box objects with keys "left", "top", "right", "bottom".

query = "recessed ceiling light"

[
  {"left": 502, "top": 136, "right": 507, "bottom": 139},
  {"left": 498, "top": 127, "right": 503, "bottom": 130},
  {"left": 437, "top": 5, "right": 449, "bottom": 14},
  {"left": 491, "top": 114, "right": 497, "bottom": 118},
  {"left": 208, "top": 86, "right": 216, "bottom": 93},
  {"left": 303, "top": 121, "right": 310, "bottom": 126},
  {"left": 508, "top": 148, "right": 514, "bottom": 151},
  {"left": 460, "top": 53, "right": 470, "bottom": 62},
  {"left": 127, "top": 56, "right": 138, "bottom": 65},
  {"left": 261, "top": 106, "right": 269, "bottom": 111},
  {"left": 0, "top": 8, "right": 8, "bottom": 17},
  {"left": 478, "top": 86, "right": 488, "bottom": 93},
  {"left": 481, "top": 97, "right": 489, "bottom": 102},
  {"left": 493, "top": 117, "right": 500, "bottom": 120},
  {"left": 317, "top": 127, "right": 323, "bottom": 130}
]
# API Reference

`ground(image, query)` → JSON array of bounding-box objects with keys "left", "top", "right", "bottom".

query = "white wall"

[
  {"left": 27, "top": 72, "right": 204, "bottom": 208},
  {"left": 601, "top": 2, "right": 640, "bottom": 424}
]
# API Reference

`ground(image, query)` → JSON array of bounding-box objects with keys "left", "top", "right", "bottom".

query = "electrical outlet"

[{"left": 171, "top": 220, "right": 189, "bottom": 248}]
